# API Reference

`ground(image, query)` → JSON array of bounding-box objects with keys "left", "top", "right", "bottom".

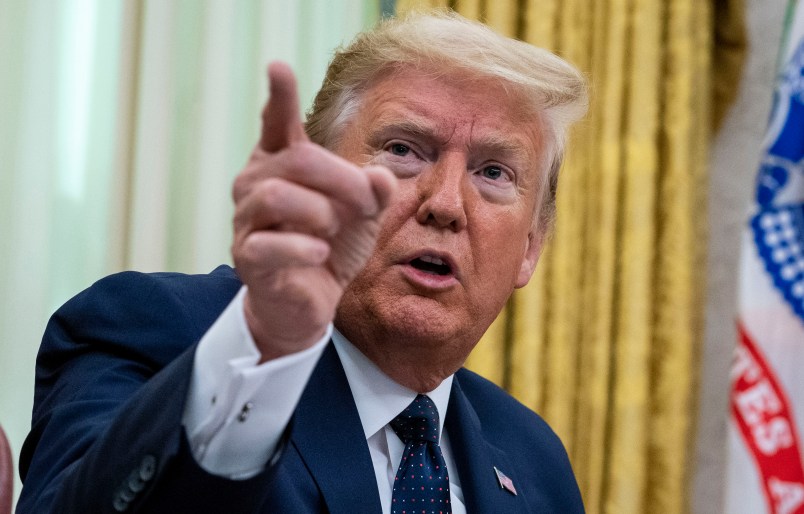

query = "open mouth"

[{"left": 409, "top": 255, "right": 452, "bottom": 276}]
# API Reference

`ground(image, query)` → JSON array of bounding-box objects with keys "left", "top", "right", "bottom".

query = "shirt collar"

[{"left": 331, "top": 327, "right": 453, "bottom": 443}]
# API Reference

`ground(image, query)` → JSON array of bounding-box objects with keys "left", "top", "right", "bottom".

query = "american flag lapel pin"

[{"left": 494, "top": 466, "right": 517, "bottom": 496}]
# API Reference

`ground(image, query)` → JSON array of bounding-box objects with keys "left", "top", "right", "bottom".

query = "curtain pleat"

[
  {"left": 523, "top": 0, "right": 558, "bottom": 49},
  {"left": 510, "top": 266, "right": 548, "bottom": 411},
  {"left": 646, "top": 0, "right": 712, "bottom": 510},
  {"left": 540, "top": 0, "right": 593, "bottom": 452},
  {"left": 453, "top": 0, "right": 482, "bottom": 21},
  {"left": 394, "top": 1, "right": 745, "bottom": 513},
  {"left": 483, "top": 0, "right": 518, "bottom": 35},
  {"left": 605, "top": 0, "right": 663, "bottom": 509},
  {"left": 466, "top": 309, "right": 508, "bottom": 386},
  {"left": 573, "top": 0, "right": 627, "bottom": 509}
]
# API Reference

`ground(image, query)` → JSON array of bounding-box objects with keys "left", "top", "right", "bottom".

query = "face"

[{"left": 333, "top": 67, "right": 547, "bottom": 374}]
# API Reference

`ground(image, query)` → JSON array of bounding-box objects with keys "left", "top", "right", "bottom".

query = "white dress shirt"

[{"left": 182, "top": 286, "right": 467, "bottom": 513}]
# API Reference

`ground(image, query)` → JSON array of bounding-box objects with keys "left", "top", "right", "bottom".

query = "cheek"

[
  {"left": 376, "top": 180, "right": 419, "bottom": 233},
  {"left": 472, "top": 220, "right": 530, "bottom": 278}
]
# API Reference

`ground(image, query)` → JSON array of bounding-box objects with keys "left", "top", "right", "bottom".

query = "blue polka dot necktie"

[{"left": 390, "top": 394, "right": 451, "bottom": 514}]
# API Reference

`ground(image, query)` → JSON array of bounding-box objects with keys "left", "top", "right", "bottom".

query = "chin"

[
  {"left": 336, "top": 291, "right": 493, "bottom": 388},
  {"left": 374, "top": 295, "right": 488, "bottom": 350},
  {"left": 392, "top": 306, "right": 464, "bottom": 345},
  {"left": 339, "top": 287, "right": 420, "bottom": 328}
]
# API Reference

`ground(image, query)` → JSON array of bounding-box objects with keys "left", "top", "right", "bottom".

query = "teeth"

[{"left": 419, "top": 255, "right": 445, "bottom": 266}]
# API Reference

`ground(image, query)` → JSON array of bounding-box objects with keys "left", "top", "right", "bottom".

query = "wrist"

[{"left": 243, "top": 293, "right": 329, "bottom": 362}]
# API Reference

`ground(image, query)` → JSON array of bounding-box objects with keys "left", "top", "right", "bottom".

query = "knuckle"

[
  {"left": 230, "top": 239, "right": 251, "bottom": 268},
  {"left": 283, "top": 141, "right": 325, "bottom": 173},
  {"left": 283, "top": 147, "right": 312, "bottom": 174},
  {"left": 233, "top": 150, "right": 284, "bottom": 200},
  {"left": 230, "top": 242, "right": 248, "bottom": 269},
  {"left": 235, "top": 179, "right": 285, "bottom": 227},
  {"left": 232, "top": 173, "right": 251, "bottom": 201},
  {"left": 234, "top": 234, "right": 266, "bottom": 268},
  {"left": 232, "top": 199, "right": 252, "bottom": 229},
  {"left": 253, "top": 179, "right": 284, "bottom": 203}
]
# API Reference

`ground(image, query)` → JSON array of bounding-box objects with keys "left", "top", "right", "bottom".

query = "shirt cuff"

[{"left": 182, "top": 286, "right": 331, "bottom": 478}]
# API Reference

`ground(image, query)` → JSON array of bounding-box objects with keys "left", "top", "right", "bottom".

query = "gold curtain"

[{"left": 396, "top": 1, "right": 746, "bottom": 513}]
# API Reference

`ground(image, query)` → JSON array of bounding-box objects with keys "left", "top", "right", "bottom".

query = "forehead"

[{"left": 355, "top": 67, "right": 544, "bottom": 154}]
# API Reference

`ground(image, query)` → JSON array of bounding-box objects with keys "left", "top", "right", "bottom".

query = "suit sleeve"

[{"left": 15, "top": 269, "right": 290, "bottom": 513}]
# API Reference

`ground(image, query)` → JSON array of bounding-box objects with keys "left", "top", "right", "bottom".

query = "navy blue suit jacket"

[{"left": 17, "top": 265, "right": 583, "bottom": 513}]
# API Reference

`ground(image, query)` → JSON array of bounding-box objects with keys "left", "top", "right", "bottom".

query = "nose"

[{"left": 415, "top": 154, "right": 468, "bottom": 231}]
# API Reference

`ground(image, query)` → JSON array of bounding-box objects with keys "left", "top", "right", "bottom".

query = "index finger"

[{"left": 260, "top": 62, "right": 308, "bottom": 153}]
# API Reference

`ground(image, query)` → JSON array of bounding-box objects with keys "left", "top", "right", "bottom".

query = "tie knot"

[{"left": 390, "top": 394, "right": 440, "bottom": 444}]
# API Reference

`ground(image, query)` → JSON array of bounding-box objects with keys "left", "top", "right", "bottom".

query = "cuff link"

[{"left": 237, "top": 402, "right": 253, "bottom": 422}]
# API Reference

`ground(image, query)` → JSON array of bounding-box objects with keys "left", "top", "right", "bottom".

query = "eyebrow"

[
  {"left": 368, "top": 117, "right": 442, "bottom": 146},
  {"left": 369, "top": 116, "right": 533, "bottom": 158},
  {"left": 472, "top": 132, "right": 531, "bottom": 156}
]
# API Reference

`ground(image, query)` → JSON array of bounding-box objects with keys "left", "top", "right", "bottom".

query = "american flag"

[{"left": 494, "top": 466, "right": 517, "bottom": 496}]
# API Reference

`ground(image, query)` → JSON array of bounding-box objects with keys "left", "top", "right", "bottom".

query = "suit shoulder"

[
  {"left": 85, "top": 263, "right": 240, "bottom": 301},
  {"left": 455, "top": 368, "right": 566, "bottom": 456},
  {"left": 41, "top": 265, "right": 242, "bottom": 368},
  {"left": 455, "top": 367, "right": 543, "bottom": 424},
  {"left": 64, "top": 264, "right": 239, "bottom": 320}
]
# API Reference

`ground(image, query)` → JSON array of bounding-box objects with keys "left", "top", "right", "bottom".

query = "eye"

[
  {"left": 389, "top": 143, "right": 411, "bottom": 156},
  {"left": 481, "top": 165, "right": 504, "bottom": 180},
  {"left": 379, "top": 141, "right": 424, "bottom": 178}
]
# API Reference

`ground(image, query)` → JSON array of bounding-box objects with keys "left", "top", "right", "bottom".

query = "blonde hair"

[{"left": 306, "top": 10, "right": 588, "bottom": 231}]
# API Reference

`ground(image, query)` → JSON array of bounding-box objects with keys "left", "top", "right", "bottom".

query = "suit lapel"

[
  {"left": 291, "top": 343, "right": 383, "bottom": 514},
  {"left": 447, "top": 377, "right": 531, "bottom": 514}
]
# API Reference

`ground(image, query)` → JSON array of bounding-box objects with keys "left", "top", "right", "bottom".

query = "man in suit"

[{"left": 17, "top": 11, "right": 587, "bottom": 513}]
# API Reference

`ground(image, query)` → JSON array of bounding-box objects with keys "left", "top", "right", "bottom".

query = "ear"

[{"left": 514, "top": 228, "right": 545, "bottom": 288}]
